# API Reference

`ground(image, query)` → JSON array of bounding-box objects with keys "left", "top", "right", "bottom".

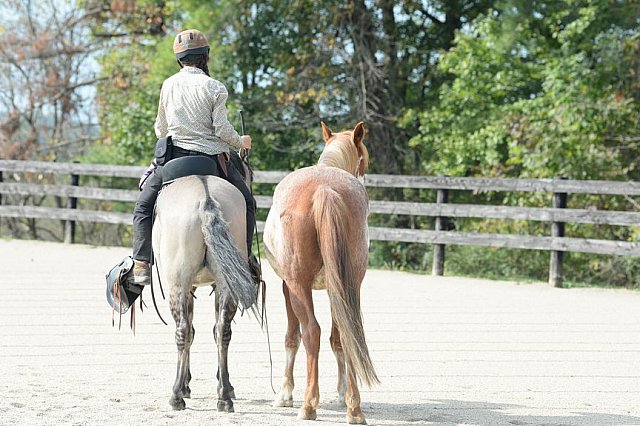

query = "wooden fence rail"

[{"left": 1, "top": 159, "right": 640, "bottom": 287}]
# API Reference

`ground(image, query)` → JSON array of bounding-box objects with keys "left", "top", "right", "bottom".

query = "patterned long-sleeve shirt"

[{"left": 154, "top": 67, "right": 242, "bottom": 155}]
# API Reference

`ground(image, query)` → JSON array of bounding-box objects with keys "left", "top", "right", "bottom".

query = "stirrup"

[{"left": 106, "top": 256, "right": 144, "bottom": 314}]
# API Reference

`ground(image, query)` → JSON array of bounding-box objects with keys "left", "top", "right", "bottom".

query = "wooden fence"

[{"left": 2, "top": 159, "right": 640, "bottom": 287}]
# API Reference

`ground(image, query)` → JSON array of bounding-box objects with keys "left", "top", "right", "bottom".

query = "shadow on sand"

[{"left": 238, "top": 397, "right": 640, "bottom": 426}]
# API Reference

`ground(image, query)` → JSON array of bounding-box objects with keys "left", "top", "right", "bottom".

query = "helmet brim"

[{"left": 176, "top": 46, "right": 210, "bottom": 59}]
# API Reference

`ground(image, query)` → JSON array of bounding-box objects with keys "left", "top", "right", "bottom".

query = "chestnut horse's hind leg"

[
  {"left": 331, "top": 320, "right": 367, "bottom": 424},
  {"left": 344, "top": 356, "right": 366, "bottom": 424},
  {"left": 273, "top": 281, "right": 301, "bottom": 408},
  {"left": 214, "top": 288, "right": 237, "bottom": 412},
  {"left": 169, "top": 291, "right": 195, "bottom": 410},
  {"left": 330, "top": 320, "right": 347, "bottom": 407},
  {"left": 285, "top": 282, "right": 320, "bottom": 421}
]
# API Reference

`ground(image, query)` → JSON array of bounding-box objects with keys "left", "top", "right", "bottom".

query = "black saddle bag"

[{"left": 154, "top": 136, "right": 173, "bottom": 166}]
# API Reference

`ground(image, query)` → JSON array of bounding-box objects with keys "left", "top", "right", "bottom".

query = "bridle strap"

[{"left": 355, "top": 155, "right": 364, "bottom": 178}]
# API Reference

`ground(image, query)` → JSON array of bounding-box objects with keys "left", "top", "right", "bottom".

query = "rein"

[
  {"left": 239, "top": 109, "right": 276, "bottom": 394},
  {"left": 243, "top": 155, "right": 277, "bottom": 395},
  {"left": 151, "top": 260, "right": 168, "bottom": 326},
  {"left": 150, "top": 202, "right": 168, "bottom": 326}
]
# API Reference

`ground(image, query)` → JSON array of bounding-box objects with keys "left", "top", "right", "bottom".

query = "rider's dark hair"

[{"left": 178, "top": 53, "right": 209, "bottom": 76}]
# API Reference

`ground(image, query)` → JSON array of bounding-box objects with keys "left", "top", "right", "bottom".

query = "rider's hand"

[{"left": 240, "top": 135, "right": 252, "bottom": 149}]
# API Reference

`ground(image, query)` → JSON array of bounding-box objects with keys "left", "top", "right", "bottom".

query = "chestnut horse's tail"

[{"left": 312, "top": 185, "right": 379, "bottom": 387}]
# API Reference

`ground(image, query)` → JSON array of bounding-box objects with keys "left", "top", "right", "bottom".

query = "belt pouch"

[
  {"left": 216, "top": 152, "right": 229, "bottom": 177},
  {"left": 154, "top": 136, "right": 173, "bottom": 166}
]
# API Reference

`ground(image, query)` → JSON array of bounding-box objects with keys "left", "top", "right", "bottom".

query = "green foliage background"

[{"left": 88, "top": 0, "right": 640, "bottom": 287}]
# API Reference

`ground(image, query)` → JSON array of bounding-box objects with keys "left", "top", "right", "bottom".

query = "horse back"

[
  {"left": 153, "top": 175, "right": 248, "bottom": 286},
  {"left": 264, "top": 166, "right": 369, "bottom": 284},
  {"left": 274, "top": 166, "right": 368, "bottom": 213}
]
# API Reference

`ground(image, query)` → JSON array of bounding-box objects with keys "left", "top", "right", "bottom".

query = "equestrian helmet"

[{"left": 173, "top": 29, "right": 209, "bottom": 59}]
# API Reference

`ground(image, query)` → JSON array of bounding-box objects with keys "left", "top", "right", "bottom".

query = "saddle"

[{"left": 161, "top": 155, "right": 219, "bottom": 186}]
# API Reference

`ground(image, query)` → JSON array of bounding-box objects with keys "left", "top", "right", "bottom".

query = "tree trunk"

[{"left": 349, "top": 0, "right": 403, "bottom": 174}]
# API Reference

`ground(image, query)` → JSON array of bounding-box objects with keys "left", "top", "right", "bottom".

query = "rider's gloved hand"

[{"left": 240, "top": 135, "right": 252, "bottom": 149}]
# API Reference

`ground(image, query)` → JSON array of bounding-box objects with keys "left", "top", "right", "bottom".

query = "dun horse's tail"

[
  {"left": 198, "top": 177, "right": 258, "bottom": 316},
  {"left": 312, "top": 185, "right": 379, "bottom": 387}
]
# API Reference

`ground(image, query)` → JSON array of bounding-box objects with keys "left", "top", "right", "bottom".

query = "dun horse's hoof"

[
  {"left": 273, "top": 396, "right": 293, "bottom": 408},
  {"left": 169, "top": 397, "right": 186, "bottom": 411},
  {"left": 297, "top": 405, "right": 317, "bottom": 420},
  {"left": 217, "top": 399, "right": 234, "bottom": 412}
]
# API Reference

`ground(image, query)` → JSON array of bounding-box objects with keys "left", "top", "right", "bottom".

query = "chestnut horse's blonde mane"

[{"left": 318, "top": 130, "right": 369, "bottom": 177}]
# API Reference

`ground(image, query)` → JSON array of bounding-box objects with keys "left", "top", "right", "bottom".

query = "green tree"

[
  {"left": 411, "top": 0, "right": 640, "bottom": 180},
  {"left": 89, "top": 0, "right": 175, "bottom": 164},
  {"left": 408, "top": 0, "right": 640, "bottom": 284},
  {"left": 92, "top": 1, "right": 497, "bottom": 172}
]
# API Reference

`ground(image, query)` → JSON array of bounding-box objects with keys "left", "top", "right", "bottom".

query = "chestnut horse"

[{"left": 263, "top": 122, "right": 379, "bottom": 424}]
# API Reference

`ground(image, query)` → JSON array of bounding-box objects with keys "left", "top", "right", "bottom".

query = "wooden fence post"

[
  {"left": 432, "top": 187, "right": 449, "bottom": 276},
  {"left": 549, "top": 182, "right": 568, "bottom": 287},
  {"left": 0, "top": 170, "right": 3, "bottom": 234},
  {"left": 64, "top": 169, "right": 79, "bottom": 244}
]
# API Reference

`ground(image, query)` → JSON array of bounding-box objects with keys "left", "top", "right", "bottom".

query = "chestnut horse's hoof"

[
  {"left": 297, "top": 405, "right": 317, "bottom": 420},
  {"left": 169, "top": 396, "right": 186, "bottom": 411},
  {"left": 347, "top": 407, "right": 367, "bottom": 424},
  {"left": 217, "top": 399, "right": 234, "bottom": 412},
  {"left": 347, "top": 414, "right": 367, "bottom": 425}
]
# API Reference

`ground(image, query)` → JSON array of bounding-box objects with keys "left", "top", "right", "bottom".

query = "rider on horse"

[{"left": 130, "top": 28, "right": 257, "bottom": 286}]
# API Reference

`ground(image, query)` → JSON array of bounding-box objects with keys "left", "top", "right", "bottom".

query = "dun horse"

[
  {"left": 152, "top": 157, "right": 258, "bottom": 412},
  {"left": 263, "top": 122, "right": 379, "bottom": 424}
]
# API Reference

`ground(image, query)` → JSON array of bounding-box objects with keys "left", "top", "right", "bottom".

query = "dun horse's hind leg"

[
  {"left": 214, "top": 288, "right": 237, "bottom": 412},
  {"left": 169, "top": 291, "right": 195, "bottom": 410},
  {"left": 183, "top": 324, "right": 194, "bottom": 398},
  {"left": 273, "top": 281, "right": 301, "bottom": 408},
  {"left": 330, "top": 320, "right": 347, "bottom": 407}
]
